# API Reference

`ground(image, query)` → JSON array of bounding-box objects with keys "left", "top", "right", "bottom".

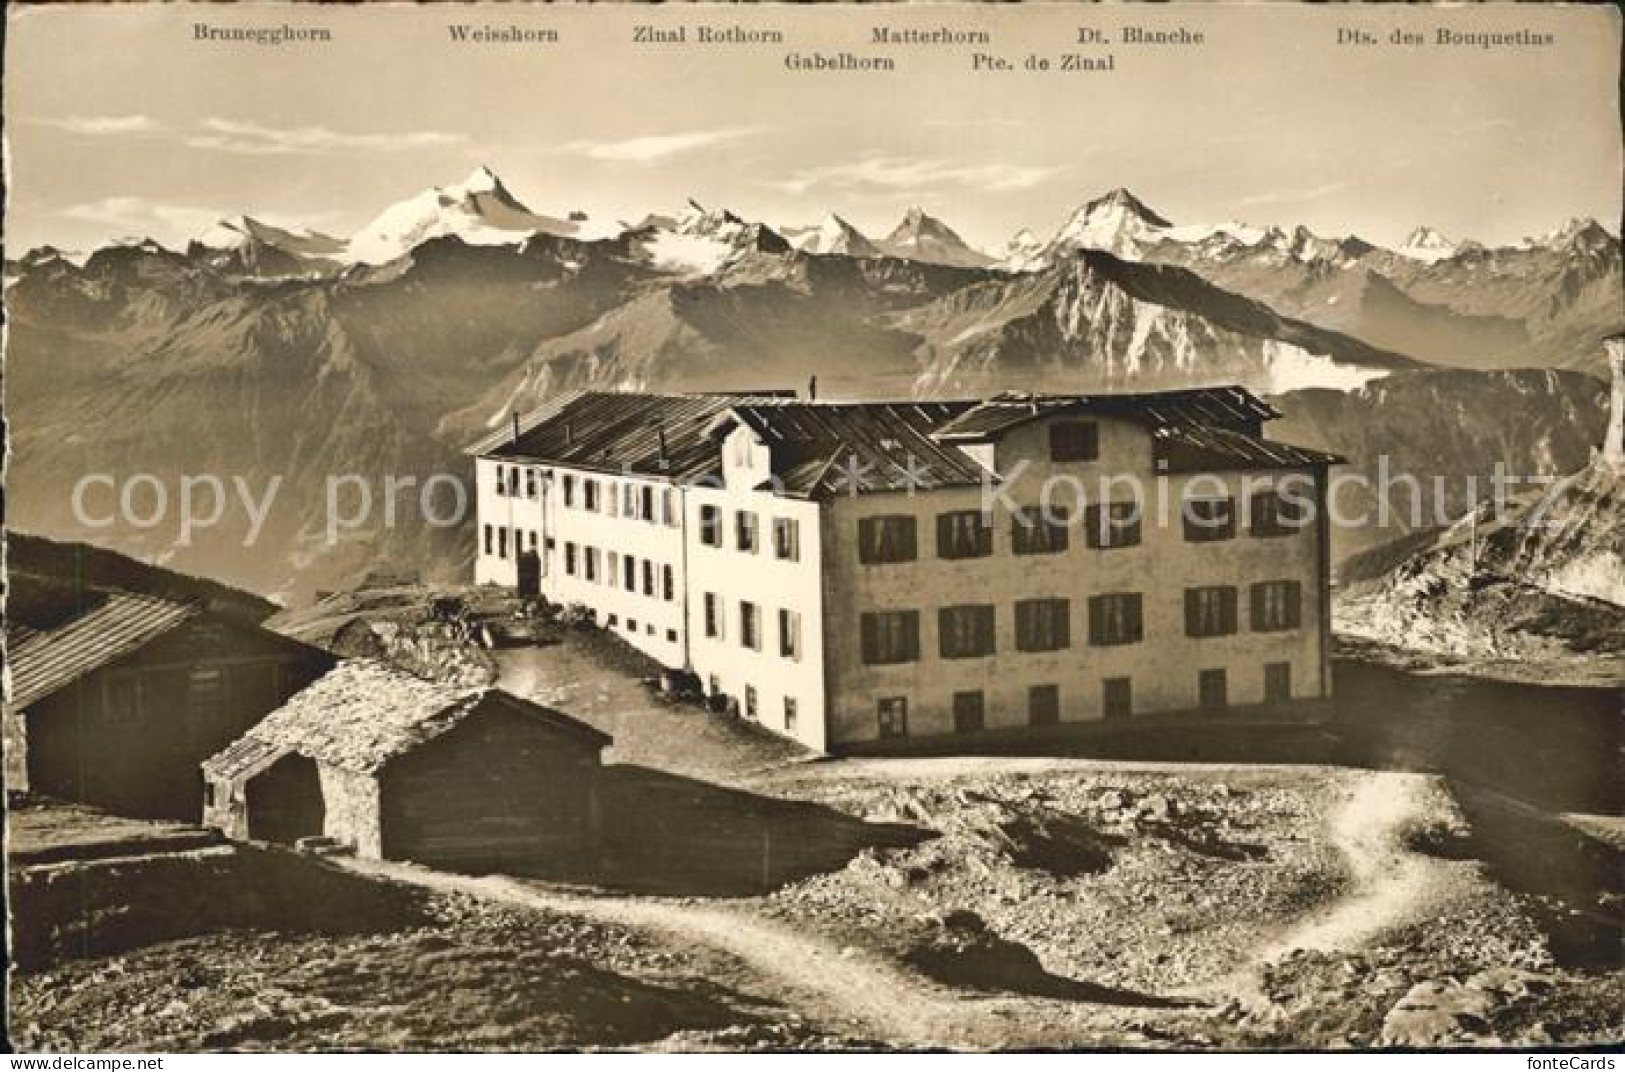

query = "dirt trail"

[
  {"left": 344, "top": 860, "right": 1012, "bottom": 1048},
  {"left": 1265, "top": 770, "right": 1448, "bottom": 957}
]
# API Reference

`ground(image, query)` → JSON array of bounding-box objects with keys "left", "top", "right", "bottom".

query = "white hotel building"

[{"left": 469, "top": 388, "right": 1341, "bottom": 754}]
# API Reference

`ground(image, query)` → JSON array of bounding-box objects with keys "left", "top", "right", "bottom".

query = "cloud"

[
  {"left": 36, "top": 115, "right": 163, "bottom": 136},
  {"left": 770, "top": 155, "right": 1063, "bottom": 196},
  {"left": 1235, "top": 181, "right": 1355, "bottom": 209},
  {"left": 184, "top": 118, "right": 466, "bottom": 155},
  {"left": 58, "top": 196, "right": 226, "bottom": 239},
  {"left": 562, "top": 127, "right": 761, "bottom": 163}
]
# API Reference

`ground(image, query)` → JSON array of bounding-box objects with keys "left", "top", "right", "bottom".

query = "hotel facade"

[{"left": 469, "top": 388, "right": 1340, "bottom": 754}]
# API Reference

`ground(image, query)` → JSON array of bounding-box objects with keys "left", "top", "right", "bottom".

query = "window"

[
  {"left": 1086, "top": 502, "right": 1142, "bottom": 549},
  {"left": 627, "top": 618, "right": 637, "bottom": 632},
  {"left": 564, "top": 542, "right": 578, "bottom": 576},
  {"left": 938, "top": 605, "right": 996, "bottom": 659},
  {"left": 525, "top": 469, "right": 538, "bottom": 499},
  {"left": 106, "top": 673, "right": 141, "bottom": 725},
  {"left": 1183, "top": 498, "right": 1235, "bottom": 542},
  {"left": 1185, "top": 586, "right": 1239, "bottom": 638},
  {"left": 622, "top": 483, "right": 637, "bottom": 519},
  {"left": 784, "top": 697, "right": 799, "bottom": 732},
  {"left": 497, "top": 526, "right": 508, "bottom": 559},
  {"left": 666, "top": 628, "right": 678, "bottom": 643},
  {"left": 530, "top": 531, "right": 539, "bottom": 551},
  {"left": 1049, "top": 421, "right": 1099, "bottom": 462},
  {"left": 607, "top": 552, "right": 619, "bottom": 586},
  {"left": 877, "top": 697, "right": 909, "bottom": 740},
  {"left": 606, "top": 482, "right": 619, "bottom": 518},
  {"left": 700, "top": 504, "right": 723, "bottom": 547},
  {"left": 188, "top": 668, "right": 225, "bottom": 714},
  {"left": 779, "top": 609, "right": 802, "bottom": 660},
  {"left": 1251, "top": 489, "right": 1308, "bottom": 538},
  {"left": 773, "top": 517, "right": 800, "bottom": 561},
  {"left": 663, "top": 488, "right": 678, "bottom": 528},
  {"left": 641, "top": 486, "right": 655, "bottom": 523},
  {"left": 1251, "top": 580, "right": 1304, "bottom": 632},
  {"left": 953, "top": 690, "right": 985, "bottom": 734},
  {"left": 483, "top": 524, "right": 493, "bottom": 555},
  {"left": 1029, "top": 684, "right": 1060, "bottom": 726},
  {"left": 1265, "top": 662, "right": 1292, "bottom": 703},
  {"left": 936, "top": 510, "right": 992, "bottom": 560},
  {"left": 662, "top": 564, "right": 675, "bottom": 601},
  {"left": 494, "top": 464, "right": 507, "bottom": 496},
  {"left": 584, "top": 479, "right": 600, "bottom": 511},
  {"left": 745, "top": 685, "right": 759, "bottom": 720},
  {"left": 563, "top": 474, "right": 576, "bottom": 508},
  {"left": 858, "top": 515, "right": 917, "bottom": 565},
  {"left": 860, "top": 610, "right": 920, "bottom": 665},
  {"left": 1103, "top": 678, "right": 1133, "bottom": 721},
  {"left": 736, "top": 510, "right": 759, "bottom": 553},
  {"left": 1199, "top": 669, "right": 1229, "bottom": 711},
  {"left": 1012, "top": 507, "right": 1068, "bottom": 555},
  {"left": 1014, "top": 598, "right": 1071, "bottom": 652},
  {"left": 585, "top": 547, "right": 599, "bottom": 582},
  {"left": 1087, "top": 593, "right": 1144, "bottom": 646},
  {"left": 624, "top": 555, "right": 636, "bottom": 592},
  {"left": 704, "top": 593, "right": 723, "bottom": 639},
  {"left": 740, "top": 601, "right": 762, "bottom": 651}
]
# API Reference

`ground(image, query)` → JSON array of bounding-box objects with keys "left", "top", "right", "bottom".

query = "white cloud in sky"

[
  {"left": 35, "top": 115, "right": 163, "bottom": 135},
  {"left": 58, "top": 196, "right": 226, "bottom": 240},
  {"left": 771, "top": 155, "right": 1063, "bottom": 196},
  {"left": 184, "top": 119, "right": 467, "bottom": 155},
  {"left": 561, "top": 127, "right": 761, "bottom": 163},
  {"left": 1235, "top": 180, "right": 1355, "bottom": 209}
]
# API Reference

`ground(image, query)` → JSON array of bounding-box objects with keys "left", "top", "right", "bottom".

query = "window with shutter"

[
  {"left": 1183, "top": 498, "right": 1236, "bottom": 542},
  {"left": 1250, "top": 490, "right": 1309, "bottom": 538},
  {"left": 860, "top": 610, "right": 920, "bottom": 664},
  {"left": 877, "top": 697, "right": 909, "bottom": 739},
  {"left": 858, "top": 516, "right": 917, "bottom": 564},
  {"left": 936, "top": 510, "right": 992, "bottom": 559},
  {"left": 952, "top": 691, "right": 985, "bottom": 733},
  {"left": 1012, "top": 507, "right": 1069, "bottom": 555},
  {"left": 1185, "top": 587, "right": 1238, "bottom": 637},
  {"left": 1088, "top": 593, "right": 1143, "bottom": 646},
  {"left": 1086, "top": 502, "right": 1142, "bottom": 549},
  {"left": 1015, "top": 598, "right": 1071, "bottom": 651},
  {"left": 1028, "top": 684, "right": 1061, "bottom": 726},
  {"left": 938, "top": 605, "right": 996, "bottom": 658}
]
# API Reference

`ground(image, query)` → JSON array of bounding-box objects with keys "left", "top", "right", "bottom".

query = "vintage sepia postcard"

[{"left": 2, "top": 0, "right": 1621, "bottom": 1058}]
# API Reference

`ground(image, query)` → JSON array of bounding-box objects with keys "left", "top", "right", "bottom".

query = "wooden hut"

[
  {"left": 201, "top": 660, "right": 611, "bottom": 868},
  {"left": 3, "top": 590, "right": 334, "bottom": 820}
]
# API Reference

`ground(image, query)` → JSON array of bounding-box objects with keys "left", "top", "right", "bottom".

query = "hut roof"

[{"left": 202, "top": 660, "right": 609, "bottom": 780}]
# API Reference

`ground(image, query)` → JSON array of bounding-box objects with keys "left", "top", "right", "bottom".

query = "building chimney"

[{"left": 1603, "top": 335, "right": 1625, "bottom": 469}]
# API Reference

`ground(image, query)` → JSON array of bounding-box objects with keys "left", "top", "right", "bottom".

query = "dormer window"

[{"left": 1049, "top": 421, "right": 1100, "bottom": 463}]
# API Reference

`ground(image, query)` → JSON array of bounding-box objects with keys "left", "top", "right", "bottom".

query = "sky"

[{"left": 5, "top": 2, "right": 1621, "bottom": 255}]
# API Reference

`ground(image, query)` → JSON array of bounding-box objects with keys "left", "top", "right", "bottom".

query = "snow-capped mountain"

[
  {"left": 782, "top": 213, "right": 882, "bottom": 258},
  {"left": 997, "top": 228, "right": 1047, "bottom": 272},
  {"left": 634, "top": 199, "right": 791, "bottom": 274},
  {"left": 1045, "top": 187, "right": 1173, "bottom": 260},
  {"left": 344, "top": 166, "right": 617, "bottom": 265},
  {"left": 880, "top": 207, "right": 993, "bottom": 268},
  {"left": 1397, "top": 226, "right": 1460, "bottom": 264}
]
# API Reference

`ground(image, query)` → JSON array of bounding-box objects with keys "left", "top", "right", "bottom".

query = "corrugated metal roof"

[
  {"left": 934, "top": 387, "right": 1280, "bottom": 441},
  {"left": 202, "top": 660, "right": 610, "bottom": 780},
  {"left": 5, "top": 592, "right": 200, "bottom": 710},
  {"left": 730, "top": 401, "right": 987, "bottom": 497},
  {"left": 469, "top": 391, "right": 745, "bottom": 482},
  {"left": 932, "top": 387, "right": 1338, "bottom": 473},
  {"left": 1153, "top": 424, "right": 1344, "bottom": 473}
]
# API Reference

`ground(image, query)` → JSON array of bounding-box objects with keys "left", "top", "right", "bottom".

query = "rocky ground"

[{"left": 7, "top": 888, "right": 865, "bottom": 1052}]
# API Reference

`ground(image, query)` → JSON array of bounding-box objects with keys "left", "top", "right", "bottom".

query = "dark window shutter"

[
  {"left": 1250, "top": 583, "right": 1266, "bottom": 631},
  {"left": 1184, "top": 589, "right": 1200, "bottom": 636},
  {"left": 1287, "top": 581, "right": 1303, "bottom": 628}
]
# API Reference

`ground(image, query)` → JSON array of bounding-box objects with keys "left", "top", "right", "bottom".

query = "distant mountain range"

[{"left": 5, "top": 168, "right": 1620, "bottom": 598}]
